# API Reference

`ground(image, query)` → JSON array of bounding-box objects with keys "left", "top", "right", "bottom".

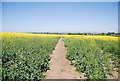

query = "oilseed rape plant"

[
  {"left": 64, "top": 35, "right": 119, "bottom": 79},
  {"left": 1, "top": 33, "right": 119, "bottom": 79},
  {"left": 2, "top": 33, "right": 59, "bottom": 79}
]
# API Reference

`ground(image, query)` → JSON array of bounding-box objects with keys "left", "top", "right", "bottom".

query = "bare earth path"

[{"left": 45, "top": 37, "right": 84, "bottom": 79}]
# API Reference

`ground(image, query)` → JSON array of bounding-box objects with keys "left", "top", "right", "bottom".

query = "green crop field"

[
  {"left": 2, "top": 33, "right": 59, "bottom": 79},
  {"left": 1, "top": 33, "right": 119, "bottom": 79},
  {"left": 64, "top": 36, "right": 119, "bottom": 79}
]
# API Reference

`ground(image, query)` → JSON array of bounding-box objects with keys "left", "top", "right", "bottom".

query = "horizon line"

[{"left": 1, "top": 31, "right": 118, "bottom": 33}]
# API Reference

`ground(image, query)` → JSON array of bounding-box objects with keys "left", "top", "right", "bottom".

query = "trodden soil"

[{"left": 44, "top": 37, "right": 85, "bottom": 79}]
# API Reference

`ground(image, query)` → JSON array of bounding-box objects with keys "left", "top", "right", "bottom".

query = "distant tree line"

[
  {"left": 68, "top": 32, "right": 119, "bottom": 36},
  {"left": 28, "top": 32, "right": 120, "bottom": 36}
]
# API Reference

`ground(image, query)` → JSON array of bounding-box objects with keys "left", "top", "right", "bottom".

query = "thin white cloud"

[{"left": 2, "top": 0, "right": 120, "bottom": 2}]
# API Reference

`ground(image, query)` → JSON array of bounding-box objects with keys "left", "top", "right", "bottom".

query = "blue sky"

[
  {"left": 0, "top": 2, "right": 2, "bottom": 32},
  {"left": 2, "top": 2, "right": 118, "bottom": 33},
  {"left": 2, "top": 0, "right": 120, "bottom": 2}
]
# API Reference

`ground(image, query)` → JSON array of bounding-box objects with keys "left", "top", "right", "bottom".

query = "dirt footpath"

[{"left": 45, "top": 37, "right": 84, "bottom": 79}]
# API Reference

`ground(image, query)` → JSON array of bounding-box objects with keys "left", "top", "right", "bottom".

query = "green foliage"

[
  {"left": 95, "top": 39, "right": 119, "bottom": 68},
  {"left": 2, "top": 35, "right": 58, "bottom": 79},
  {"left": 64, "top": 37, "right": 118, "bottom": 79}
]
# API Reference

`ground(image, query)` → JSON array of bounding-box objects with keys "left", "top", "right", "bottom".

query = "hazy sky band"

[
  {"left": 2, "top": 2, "right": 118, "bottom": 33},
  {"left": 2, "top": 0, "right": 120, "bottom": 2}
]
